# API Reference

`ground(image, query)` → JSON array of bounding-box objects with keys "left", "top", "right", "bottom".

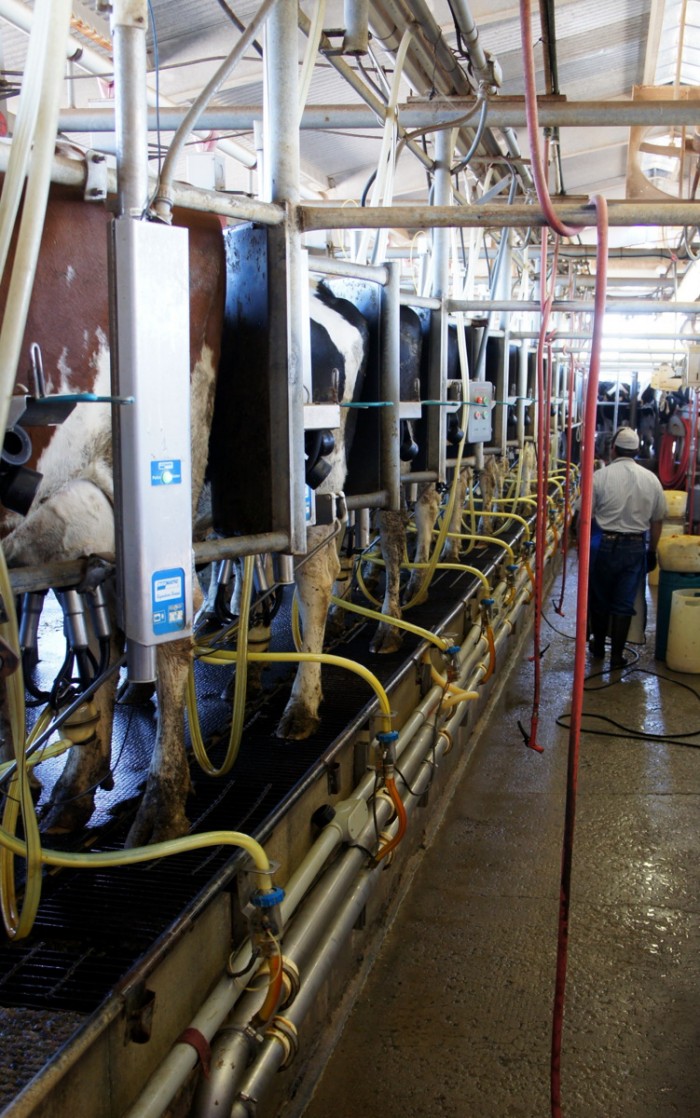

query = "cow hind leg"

[
  {"left": 370, "top": 508, "right": 409, "bottom": 655},
  {"left": 276, "top": 525, "right": 340, "bottom": 740},
  {"left": 404, "top": 483, "right": 441, "bottom": 604},
  {"left": 440, "top": 469, "right": 470, "bottom": 564},
  {"left": 126, "top": 638, "right": 193, "bottom": 847}
]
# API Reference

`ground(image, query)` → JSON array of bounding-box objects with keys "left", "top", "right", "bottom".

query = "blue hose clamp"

[
  {"left": 446, "top": 644, "right": 461, "bottom": 657},
  {"left": 376, "top": 730, "right": 399, "bottom": 745},
  {"left": 251, "top": 885, "right": 285, "bottom": 909}
]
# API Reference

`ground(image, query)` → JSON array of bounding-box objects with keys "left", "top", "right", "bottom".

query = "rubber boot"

[
  {"left": 588, "top": 610, "right": 608, "bottom": 659},
  {"left": 610, "top": 613, "right": 632, "bottom": 669}
]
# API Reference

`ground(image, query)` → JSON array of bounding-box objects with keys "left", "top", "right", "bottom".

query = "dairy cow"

[{"left": 0, "top": 186, "right": 368, "bottom": 845}]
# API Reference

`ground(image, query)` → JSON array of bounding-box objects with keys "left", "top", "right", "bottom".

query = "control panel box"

[
  {"left": 466, "top": 380, "right": 493, "bottom": 443},
  {"left": 111, "top": 219, "right": 193, "bottom": 679}
]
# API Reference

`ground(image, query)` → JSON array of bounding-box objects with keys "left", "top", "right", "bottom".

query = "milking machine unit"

[{"left": 110, "top": 218, "right": 193, "bottom": 683}]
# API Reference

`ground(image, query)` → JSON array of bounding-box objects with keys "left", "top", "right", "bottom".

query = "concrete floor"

[{"left": 301, "top": 570, "right": 700, "bottom": 1118}]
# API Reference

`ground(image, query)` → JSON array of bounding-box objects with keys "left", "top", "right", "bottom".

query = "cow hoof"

[
  {"left": 440, "top": 545, "right": 461, "bottom": 564},
  {"left": 370, "top": 625, "right": 403, "bottom": 655},
  {"left": 275, "top": 707, "right": 320, "bottom": 741},
  {"left": 41, "top": 796, "right": 94, "bottom": 835},
  {"left": 221, "top": 666, "right": 263, "bottom": 702},
  {"left": 125, "top": 805, "right": 191, "bottom": 849}
]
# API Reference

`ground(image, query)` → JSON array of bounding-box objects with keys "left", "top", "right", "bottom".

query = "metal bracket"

[
  {"left": 84, "top": 150, "right": 108, "bottom": 202},
  {"left": 124, "top": 985, "right": 156, "bottom": 1044}
]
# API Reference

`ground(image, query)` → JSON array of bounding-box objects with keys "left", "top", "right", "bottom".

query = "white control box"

[
  {"left": 111, "top": 219, "right": 193, "bottom": 681},
  {"left": 466, "top": 380, "right": 493, "bottom": 442}
]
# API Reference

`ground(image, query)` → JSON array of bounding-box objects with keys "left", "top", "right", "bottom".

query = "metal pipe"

[
  {"left": 111, "top": 1, "right": 149, "bottom": 217},
  {"left": 152, "top": 0, "right": 278, "bottom": 220},
  {"left": 343, "top": 0, "right": 369, "bottom": 54},
  {"left": 517, "top": 341, "right": 528, "bottom": 445},
  {"left": 264, "top": 0, "right": 307, "bottom": 554},
  {"left": 380, "top": 262, "right": 402, "bottom": 510},
  {"left": 447, "top": 298, "right": 700, "bottom": 314},
  {"left": 296, "top": 7, "right": 433, "bottom": 175},
  {"left": 0, "top": 143, "right": 283, "bottom": 224},
  {"left": 54, "top": 98, "right": 700, "bottom": 132},
  {"left": 429, "top": 127, "right": 453, "bottom": 480},
  {"left": 199, "top": 574, "right": 532, "bottom": 1115},
  {"left": 307, "top": 255, "right": 388, "bottom": 285},
  {"left": 448, "top": 0, "right": 495, "bottom": 84},
  {"left": 229, "top": 579, "right": 537, "bottom": 1115},
  {"left": 511, "top": 331, "right": 695, "bottom": 342},
  {"left": 300, "top": 201, "right": 700, "bottom": 230}
]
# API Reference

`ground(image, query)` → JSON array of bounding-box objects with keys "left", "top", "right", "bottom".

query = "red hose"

[
  {"left": 658, "top": 419, "right": 690, "bottom": 489},
  {"left": 520, "top": 0, "right": 583, "bottom": 238},
  {"left": 550, "top": 195, "right": 608, "bottom": 1118}
]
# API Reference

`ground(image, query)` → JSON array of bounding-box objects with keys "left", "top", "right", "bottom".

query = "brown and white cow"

[{"left": 0, "top": 185, "right": 367, "bottom": 845}]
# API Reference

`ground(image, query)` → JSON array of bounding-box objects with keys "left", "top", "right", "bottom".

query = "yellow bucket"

[{"left": 666, "top": 589, "right": 700, "bottom": 672}]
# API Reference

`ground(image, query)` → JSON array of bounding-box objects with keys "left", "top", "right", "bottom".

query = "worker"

[{"left": 579, "top": 426, "right": 668, "bottom": 669}]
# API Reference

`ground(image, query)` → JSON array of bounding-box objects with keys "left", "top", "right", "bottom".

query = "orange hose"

[
  {"left": 374, "top": 776, "right": 408, "bottom": 863},
  {"left": 482, "top": 624, "right": 496, "bottom": 683},
  {"left": 254, "top": 951, "right": 285, "bottom": 1025}
]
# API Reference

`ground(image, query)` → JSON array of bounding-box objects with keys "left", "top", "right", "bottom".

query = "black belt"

[{"left": 601, "top": 531, "right": 644, "bottom": 539}]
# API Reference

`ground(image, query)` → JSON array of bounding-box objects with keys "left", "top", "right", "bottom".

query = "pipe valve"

[
  {"left": 441, "top": 643, "right": 461, "bottom": 682},
  {"left": 374, "top": 729, "right": 399, "bottom": 775},
  {"left": 248, "top": 884, "right": 285, "bottom": 946},
  {"left": 479, "top": 597, "right": 495, "bottom": 628}
]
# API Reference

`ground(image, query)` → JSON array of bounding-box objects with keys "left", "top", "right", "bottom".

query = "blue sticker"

[
  {"left": 152, "top": 568, "right": 186, "bottom": 634},
  {"left": 151, "top": 459, "right": 182, "bottom": 486}
]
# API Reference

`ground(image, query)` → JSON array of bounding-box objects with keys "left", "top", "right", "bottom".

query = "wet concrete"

[{"left": 301, "top": 571, "right": 700, "bottom": 1118}]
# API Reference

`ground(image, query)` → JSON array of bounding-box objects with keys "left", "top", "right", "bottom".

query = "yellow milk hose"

[
  {"left": 0, "top": 546, "right": 275, "bottom": 940},
  {"left": 188, "top": 554, "right": 254, "bottom": 777},
  {"left": 195, "top": 648, "right": 393, "bottom": 736}
]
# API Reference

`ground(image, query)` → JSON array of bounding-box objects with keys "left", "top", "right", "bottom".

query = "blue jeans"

[{"left": 589, "top": 530, "right": 646, "bottom": 617}]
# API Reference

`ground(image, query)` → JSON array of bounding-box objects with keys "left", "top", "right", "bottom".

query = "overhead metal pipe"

[
  {"left": 0, "top": 145, "right": 284, "bottom": 224},
  {"left": 300, "top": 200, "right": 700, "bottom": 230},
  {"left": 448, "top": 0, "right": 500, "bottom": 86},
  {"left": 343, "top": 0, "right": 369, "bottom": 54},
  {"left": 54, "top": 99, "right": 700, "bottom": 132},
  {"left": 297, "top": 7, "right": 433, "bottom": 175},
  {"left": 448, "top": 298, "right": 700, "bottom": 314}
]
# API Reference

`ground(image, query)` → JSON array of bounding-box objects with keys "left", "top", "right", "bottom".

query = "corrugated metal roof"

[{"left": 0, "top": 2, "right": 693, "bottom": 238}]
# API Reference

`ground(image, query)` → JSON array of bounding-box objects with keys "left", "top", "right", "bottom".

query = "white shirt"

[{"left": 590, "top": 457, "right": 668, "bottom": 533}]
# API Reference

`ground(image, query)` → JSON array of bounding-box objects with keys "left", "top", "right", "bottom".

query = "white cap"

[{"left": 613, "top": 426, "right": 639, "bottom": 451}]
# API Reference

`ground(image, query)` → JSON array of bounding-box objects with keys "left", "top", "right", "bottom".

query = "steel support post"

[
  {"left": 111, "top": 2, "right": 149, "bottom": 217},
  {"left": 380, "top": 262, "right": 402, "bottom": 511},
  {"left": 264, "top": 0, "right": 307, "bottom": 552},
  {"left": 427, "top": 128, "right": 452, "bottom": 481}
]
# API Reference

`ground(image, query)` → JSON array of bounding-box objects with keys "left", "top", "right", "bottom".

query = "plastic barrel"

[
  {"left": 666, "top": 590, "right": 700, "bottom": 672},
  {"left": 655, "top": 569, "right": 700, "bottom": 660}
]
